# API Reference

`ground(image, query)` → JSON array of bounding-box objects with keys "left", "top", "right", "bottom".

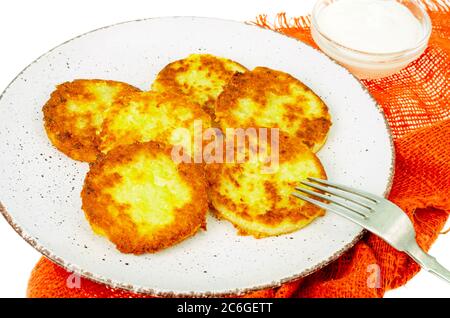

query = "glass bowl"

[{"left": 311, "top": 0, "right": 432, "bottom": 79}]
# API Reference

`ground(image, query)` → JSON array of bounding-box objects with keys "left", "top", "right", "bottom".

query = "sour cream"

[{"left": 317, "top": 0, "right": 423, "bottom": 53}]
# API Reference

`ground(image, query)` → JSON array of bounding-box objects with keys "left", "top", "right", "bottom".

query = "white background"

[{"left": 0, "top": 0, "right": 448, "bottom": 298}]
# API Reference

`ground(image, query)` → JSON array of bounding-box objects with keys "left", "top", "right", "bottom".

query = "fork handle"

[{"left": 406, "top": 242, "right": 450, "bottom": 284}]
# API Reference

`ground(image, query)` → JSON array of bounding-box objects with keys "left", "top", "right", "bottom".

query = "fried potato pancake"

[
  {"left": 43, "top": 79, "right": 140, "bottom": 162},
  {"left": 215, "top": 67, "right": 331, "bottom": 152},
  {"left": 81, "top": 142, "right": 208, "bottom": 254},
  {"left": 151, "top": 54, "right": 248, "bottom": 116},
  {"left": 206, "top": 135, "right": 326, "bottom": 238},
  {"left": 99, "top": 91, "right": 211, "bottom": 161}
]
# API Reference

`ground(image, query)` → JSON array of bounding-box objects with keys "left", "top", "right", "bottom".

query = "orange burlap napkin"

[{"left": 27, "top": 1, "right": 450, "bottom": 298}]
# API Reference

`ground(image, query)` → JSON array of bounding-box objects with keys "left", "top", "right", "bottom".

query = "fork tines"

[{"left": 292, "top": 177, "right": 378, "bottom": 220}]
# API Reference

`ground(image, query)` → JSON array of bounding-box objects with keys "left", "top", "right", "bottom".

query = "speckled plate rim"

[{"left": 0, "top": 16, "right": 395, "bottom": 298}]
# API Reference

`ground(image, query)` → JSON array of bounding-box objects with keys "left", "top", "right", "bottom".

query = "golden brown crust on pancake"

[
  {"left": 151, "top": 54, "right": 248, "bottom": 116},
  {"left": 215, "top": 67, "right": 331, "bottom": 152},
  {"left": 206, "top": 135, "right": 327, "bottom": 238},
  {"left": 99, "top": 91, "right": 211, "bottom": 159},
  {"left": 81, "top": 142, "right": 208, "bottom": 254},
  {"left": 43, "top": 79, "right": 140, "bottom": 162}
]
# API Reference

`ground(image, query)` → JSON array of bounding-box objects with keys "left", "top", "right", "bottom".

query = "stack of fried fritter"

[{"left": 43, "top": 53, "right": 331, "bottom": 254}]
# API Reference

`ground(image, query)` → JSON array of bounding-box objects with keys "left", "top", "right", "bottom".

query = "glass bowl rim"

[{"left": 311, "top": 0, "right": 432, "bottom": 58}]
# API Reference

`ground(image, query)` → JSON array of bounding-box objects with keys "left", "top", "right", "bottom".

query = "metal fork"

[{"left": 292, "top": 177, "right": 450, "bottom": 284}]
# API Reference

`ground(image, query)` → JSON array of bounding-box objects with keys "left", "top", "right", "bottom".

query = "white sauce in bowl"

[{"left": 317, "top": 0, "right": 423, "bottom": 53}]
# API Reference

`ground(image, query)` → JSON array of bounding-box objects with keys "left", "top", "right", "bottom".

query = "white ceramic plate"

[{"left": 0, "top": 17, "right": 394, "bottom": 296}]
